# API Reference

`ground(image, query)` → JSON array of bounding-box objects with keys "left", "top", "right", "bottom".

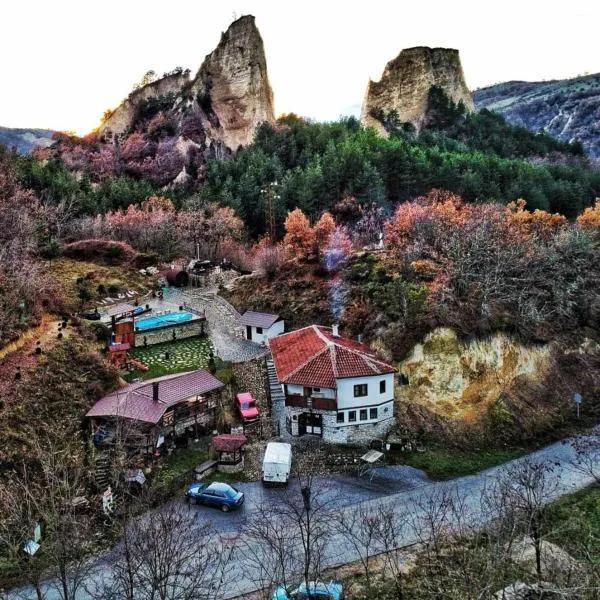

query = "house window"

[
  {"left": 256, "top": 327, "right": 263, "bottom": 334},
  {"left": 359, "top": 409, "right": 368, "bottom": 421},
  {"left": 380, "top": 380, "right": 386, "bottom": 394},
  {"left": 353, "top": 384, "right": 368, "bottom": 397},
  {"left": 348, "top": 410, "right": 356, "bottom": 422},
  {"left": 337, "top": 412, "right": 344, "bottom": 423},
  {"left": 370, "top": 407, "right": 378, "bottom": 420}
]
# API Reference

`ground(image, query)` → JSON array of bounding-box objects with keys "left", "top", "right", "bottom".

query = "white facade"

[
  {"left": 284, "top": 373, "right": 395, "bottom": 443},
  {"left": 245, "top": 320, "right": 285, "bottom": 344},
  {"left": 286, "top": 383, "right": 336, "bottom": 398}
]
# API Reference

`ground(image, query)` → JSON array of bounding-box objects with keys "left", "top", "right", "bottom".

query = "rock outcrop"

[
  {"left": 51, "top": 15, "right": 275, "bottom": 188},
  {"left": 399, "top": 328, "right": 550, "bottom": 420},
  {"left": 361, "top": 46, "right": 474, "bottom": 136},
  {"left": 98, "top": 71, "right": 191, "bottom": 140},
  {"left": 98, "top": 15, "right": 274, "bottom": 152},
  {"left": 190, "top": 15, "right": 275, "bottom": 151}
]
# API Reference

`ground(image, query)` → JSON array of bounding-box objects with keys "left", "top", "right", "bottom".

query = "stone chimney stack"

[{"left": 332, "top": 324, "right": 339, "bottom": 337}]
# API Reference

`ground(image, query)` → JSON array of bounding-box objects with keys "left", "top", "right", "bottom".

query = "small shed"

[
  {"left": 240, "top": 311, "right": 284, "bottom": 344},
  {"left": 166, "top": 269, "right": 189, "bottom": 288},
  {"left": 212, "top": 434, "right": 247, "bottom": 473}
]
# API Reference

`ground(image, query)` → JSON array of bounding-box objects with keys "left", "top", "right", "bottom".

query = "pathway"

[
  {"left": 167, "top": 289, "right": 268, "bottom": 363},
  {"left": 5, "top": 434, "right": 599, "bottom": 600}
]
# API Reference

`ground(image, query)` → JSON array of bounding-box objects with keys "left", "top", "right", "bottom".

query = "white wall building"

[
  {"left": 270, "top": 325, "right": 396, "bottom": 444},
  {"left": 240, "top": 311, "right": 285, "bottom": 344}
]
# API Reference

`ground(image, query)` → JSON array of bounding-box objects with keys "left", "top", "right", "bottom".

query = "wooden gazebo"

[{"left": 212, "top": 434, "right": 247, "bottom": 473}]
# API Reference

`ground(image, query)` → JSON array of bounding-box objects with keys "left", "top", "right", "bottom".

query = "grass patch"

[
  {"left": 127, "top": 337, "right": 213, "bottom": 380},
  {"left": 395, "top": 445, "right": 531, "bottom": 480},
  {"left": 546, "top": 484, "right": 600, "bottom": 559},
  {"left": 154, "top": 447, "right": 209, "bottom": 490},
  {"left": 49, "top": 258, "right": 149, "bottom": 307}
]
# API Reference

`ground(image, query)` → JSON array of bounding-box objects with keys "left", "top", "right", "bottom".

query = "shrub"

[{"left": 62, "top": 239, "right": 137, "bottom": 265}]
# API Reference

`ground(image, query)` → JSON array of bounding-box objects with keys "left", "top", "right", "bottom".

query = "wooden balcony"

[{"left": 285, "top": 394, "right": 337, "bottom": 411}]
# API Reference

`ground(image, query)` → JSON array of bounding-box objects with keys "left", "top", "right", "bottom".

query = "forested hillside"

[{"left": 474, "top": 73, "right": 600, "bottom": 158}]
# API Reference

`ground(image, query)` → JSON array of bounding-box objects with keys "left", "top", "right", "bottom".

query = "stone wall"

[
  {"left": 134, "top": 319, "right": 205, "bottom": 346},
  {"left": 286, "top": 406, "right": 393, "bottom": 445}
]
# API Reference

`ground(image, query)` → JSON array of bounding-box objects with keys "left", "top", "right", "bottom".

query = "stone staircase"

[
  {"left": 94, "top": 451, "right": 111, "bottom": 491},
  {"left": 266, "top": 357, "right": 289, "bottom": 439}
]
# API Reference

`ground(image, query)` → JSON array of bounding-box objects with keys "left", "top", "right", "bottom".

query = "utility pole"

[{"left": 261, "top": 181, "right": 279, "bottom": 240}]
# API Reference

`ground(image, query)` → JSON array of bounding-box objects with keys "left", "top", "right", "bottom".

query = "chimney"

[
  {"left": 332, "top": 324, "right": 339, "bottom": 337},
  {"left": 357, "top": 334, "right": 363, "bottom": 344},
  {"left": 152, "top": 381, "right": 159, "bottom": 402}
]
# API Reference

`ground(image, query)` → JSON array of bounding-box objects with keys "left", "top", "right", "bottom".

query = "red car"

[{"left": 236, "top": 392, "right": 260, "bottom": 423}]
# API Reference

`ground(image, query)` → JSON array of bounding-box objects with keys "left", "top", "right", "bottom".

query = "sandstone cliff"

[
  {"left": 399, "top": 328, "right": 550, "bottom": 421},
  {"left": 97, "top": 15, "right": 274, "bottom": 152},
  {"left": 190, "top": 14, "right": 275, "bottom": 151},
  {"left": 361, "top": 46, "right": 474, "bottom": 136},
  {"left": 52, "top": 15, "right": 275, "bottom": 187},
  {"left": 98, "top": 71, "right": 191, "bottom": 140}
]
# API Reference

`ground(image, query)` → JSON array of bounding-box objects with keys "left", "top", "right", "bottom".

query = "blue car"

[
  {"left": 185, "top": 482, "right": 244, "bottom": 512},
  {"left": 272, "top": 581, "right": 344, "bottom": 600}
]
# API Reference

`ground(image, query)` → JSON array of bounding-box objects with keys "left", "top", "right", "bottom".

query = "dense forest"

[{"left": 14, "top": 89, "right": 600, "bottom": 241}]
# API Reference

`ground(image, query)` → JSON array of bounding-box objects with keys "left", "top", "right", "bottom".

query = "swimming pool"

[{"left": 135, "top": 311, "right": 194, "bottom": 331}]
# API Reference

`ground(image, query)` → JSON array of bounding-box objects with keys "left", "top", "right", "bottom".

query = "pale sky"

[{"left": 2, "top": 0, "right": 599, "bottom": 134}]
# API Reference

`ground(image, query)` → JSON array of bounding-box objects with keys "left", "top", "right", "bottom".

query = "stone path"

[{"left": 169, "top": 289, "right": 269, "bottom": 364}]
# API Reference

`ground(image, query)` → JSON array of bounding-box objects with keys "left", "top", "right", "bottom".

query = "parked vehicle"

[
  {"left": 236, "top": 392, "right": 260, "bottom": 423},
  {"left": 272, "top": 581, "right": 344, "bottom": 600},
  {"left": 185, "top": 482, "right": 244, "bottom": 512},
  {"left": 80, "top": 309, "right": 101, "bottom": 320},
  {"left": 262, "top": 442, "right": 292, "bottom": 487}
]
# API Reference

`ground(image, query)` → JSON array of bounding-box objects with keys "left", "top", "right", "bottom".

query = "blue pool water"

[{"left": 135, "top": 311, "right": 194, "bottom": 331}]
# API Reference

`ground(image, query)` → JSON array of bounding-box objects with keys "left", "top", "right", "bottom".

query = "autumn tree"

[
  {"left": 577, "top": 198, "right": 600, "bottom": 230},
  {"left": 313, "top": 211, "right": 336, "bottom": 260},
  {"left": 283, "top": 208, "right": 315, "bottom": 261}
]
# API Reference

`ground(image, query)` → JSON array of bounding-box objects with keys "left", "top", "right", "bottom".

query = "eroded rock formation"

[
  {"left": 361, "top": 46, "right": 474, "bottom": 136},
  {"left": 191, "top": 14, "right": 275, "bottom": 151}
]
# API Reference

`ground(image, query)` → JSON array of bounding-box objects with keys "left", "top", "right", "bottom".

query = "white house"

[
  {"left": 240, "top": 311, "right": 285, "bottom": 344},
  {"left": 269, "top": 325, "right": 396, "bottom": 444}
]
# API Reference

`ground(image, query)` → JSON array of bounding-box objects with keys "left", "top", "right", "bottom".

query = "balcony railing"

[{"left": 285, "top": 394, "right": 337, "bottom": 411}]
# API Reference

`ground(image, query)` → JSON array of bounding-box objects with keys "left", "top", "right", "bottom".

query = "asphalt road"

[{"left": 4, "top": 436, "right": 598, "bottom": 600}]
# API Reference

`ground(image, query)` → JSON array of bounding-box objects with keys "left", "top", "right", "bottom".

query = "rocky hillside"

[
  {"left": 0, "top": 126, "right": 54, "bottom": 154},
  {"left": 361, "top": 46, "right": 474, "bottom": 136},
  {"left": 473, "top": 73, "right": 600, "bottom": 158},
  {"left": 49, "top": 15, "right": 275, "bottom": 188}
]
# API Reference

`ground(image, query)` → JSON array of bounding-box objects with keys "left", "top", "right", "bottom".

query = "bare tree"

[
  {"left": 1, "top": 440, "right": 99, "bottom": 600},
  {"left": 241, "top": 450, "right": 336, "bottom": 597},
  {"left": 492, "top": 459, "right": 560, "bottom": 584},
  {"left": 334, "top": 503, "right": 382, "bottom": 592},
  {"left": 92, "top": 504, "right": 234, "bottom": 600}
]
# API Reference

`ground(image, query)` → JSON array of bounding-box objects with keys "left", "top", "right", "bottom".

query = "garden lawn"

[{"left": 128, "top": 337, "right": 213, "bottom": 380}]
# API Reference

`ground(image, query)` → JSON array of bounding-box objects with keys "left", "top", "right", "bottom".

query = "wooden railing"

[{"left": 285, "top": 394, "right": 337, "bottom": 411}]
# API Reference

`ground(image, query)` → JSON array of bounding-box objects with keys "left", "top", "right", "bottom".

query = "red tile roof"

[
  {"left": 212, "top": 434, "right": 247, "bottom": 452},
  {"left": 86, "top": 370, "right": 224, "bottom": 424},
  {"left": 269, "top": 326, "right": 396, "bottom": 388}
]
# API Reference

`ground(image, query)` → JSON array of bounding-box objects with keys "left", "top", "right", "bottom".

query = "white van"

[{"left": 262, "top": 442, "right": 292, "bottom": 487}]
